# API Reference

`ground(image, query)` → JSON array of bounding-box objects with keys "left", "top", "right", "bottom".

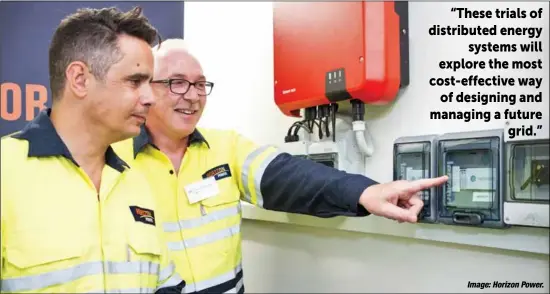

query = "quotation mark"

[
  {"left": 537, "top": 125, "right": 542, "bottom": 130},
  {"left": 451, "top": 7, "right": 457, "bottom": 12}
]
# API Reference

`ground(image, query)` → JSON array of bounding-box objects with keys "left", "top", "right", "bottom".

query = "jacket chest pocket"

[
  {"left": 126, "top": 224, "right": 162, "bottom": 265},
  {"left": 198, "top": 163, "right": 239, "bottom": 207},
  {"left": 123, "top": 224, "right": 163, "bottom": 290},
  {"left": 199, "top": 178, "right": 240, "bottom": 210},
  {"left": 197, "top": 178, "right": 242, "bottom": 249}
]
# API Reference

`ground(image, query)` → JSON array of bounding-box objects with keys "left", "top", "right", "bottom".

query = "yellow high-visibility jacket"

[
  {"left": 1, "top": 110, "right": 185, "bottom": 293},
  {"left": 113, "top": 125, "right": 376, "bottom": 293}
]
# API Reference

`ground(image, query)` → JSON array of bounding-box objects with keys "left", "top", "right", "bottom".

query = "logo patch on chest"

[
  {"left": 202, "top": 163, "right": 232, "bottom": 181},
  {"left": 129, "top": 206, "right": 156, "bottom": 226}
]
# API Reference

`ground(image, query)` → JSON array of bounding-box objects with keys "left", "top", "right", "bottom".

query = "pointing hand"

[{"left": 358, "top": 176, "right": 449, "bottom": 223}]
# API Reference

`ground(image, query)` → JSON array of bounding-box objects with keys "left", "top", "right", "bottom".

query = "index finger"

[{"left": 406, "top": 176, "right": 449, "bottom": 194}]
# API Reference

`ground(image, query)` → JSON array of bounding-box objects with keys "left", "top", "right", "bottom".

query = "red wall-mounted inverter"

[{"left": 273, "top": 2, "right": 409, "bottom": 117}]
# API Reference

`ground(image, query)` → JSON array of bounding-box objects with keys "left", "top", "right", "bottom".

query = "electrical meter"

[
  {"left": 437, "top": 129, "right": 506, "bottom": 228},
  {"left": 393, "top": 135, "right": 438, "bottom": 223},
  {"left": 504, "top": 139, "right": 549, "bottom": 228}
]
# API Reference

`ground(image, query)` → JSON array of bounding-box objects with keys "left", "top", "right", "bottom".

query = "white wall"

[{"left": 184, "top": 2, "right": 549, "bottom": 293}]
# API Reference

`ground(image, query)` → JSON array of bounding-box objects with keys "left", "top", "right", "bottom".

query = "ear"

[{"left": 65, "top": 61, "right": 91, "bottom": 99}]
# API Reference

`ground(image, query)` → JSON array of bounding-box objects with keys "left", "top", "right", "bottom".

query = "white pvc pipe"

[{"left": 352, "top": 120, "right": 374, "bottom": 157}]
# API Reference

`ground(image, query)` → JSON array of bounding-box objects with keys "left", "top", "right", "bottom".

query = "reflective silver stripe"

[
  {"left": 167, "top": 224, "right": 241, "bottom": 251},
  {"left": 253, "top": 150, "right": 282, "bottom": 207},
  {"left": 106, "top": 260, "right": 159, "bottom": 275},
  {"left": 1, "top": 260, "right": 160, "bottom": 292},
  {"left": 113, "top": 288, "right": 155, "bottom": 293},
  {"left": 182, "top": 263, "right": 242, "bottom": 293},
  {"left": 156, "top": 263, "right": 183, "bottom": 291},
  {"left": 158, "top": 262, "right": 176, "bottom": 282},
  {"left": 86, "top": 288, "right": 155, "bottom": 293},
  {"left": 157, "top": 274, "right": 184, "bottom": 291},
  {"left": 241, "top": 145, "right": 277, "bottom": 204},
  {"left": 223, "top": 276, "right": 244, "bottom": 294},
  {"left": 241, "top": 145, "right": 270, "bottom": 203},
  {"left": 163, "top": 205, "right": 240, "bottom": 232}
]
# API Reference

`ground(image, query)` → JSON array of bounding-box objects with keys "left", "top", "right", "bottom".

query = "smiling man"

[{"left": 113, "top": 38, "right": 448, "bottom": 293}]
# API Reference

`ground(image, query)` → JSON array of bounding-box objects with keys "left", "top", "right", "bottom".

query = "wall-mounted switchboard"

[
  {"left": 437, "top": 129, "right": 507, "bottom": 229},
  {"left": 504, "top": 139, "right": 549, "bottom": 228},
  {"left": 393, "top": 135, "right": 438, "bottom": 223}
]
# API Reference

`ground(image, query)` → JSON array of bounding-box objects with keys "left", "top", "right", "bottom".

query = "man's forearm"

[{"left": 259, "top": 152, "right": 378, "bottom": 218}]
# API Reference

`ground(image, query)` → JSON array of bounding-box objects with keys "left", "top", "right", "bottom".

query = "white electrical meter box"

[
  {"left": 282, "top": 117, "right": 366, "bottom": 175},
  {"left": 307, "top": 139, "right": 364, "bottom": 174},
  {"left": 504, "top": 139, "right": 549, "bottom": 228},
  {"left": 281, "top": 139, "right": 338, "bottom": 166},
  {"left": 393, "top": 135, "right": 438, "bottom": 223},
  {"left": 280, "top": 141, "right": 309, "bottom": 158},
  {"left": 437, "top": 129, "right": 506, "bottom": 228}
]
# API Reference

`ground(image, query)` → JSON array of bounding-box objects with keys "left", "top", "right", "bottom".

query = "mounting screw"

[
  {"left": 275, "top": 80, "right": 278, "bottom": 85},
  {"left": 505, "top": 121, "right": 510, "bottom": 126},
  {"left": 402, "top": 29, "right": 407, "bottom": 34},
  {"left": 359, "top": 56, "right": 364, "bottom": 63}
]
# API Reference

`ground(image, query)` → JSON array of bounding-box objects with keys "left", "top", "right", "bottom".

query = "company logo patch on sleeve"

[
  {"left": 202, "top": 163, "right": 232, "bottom": 181},
  {"left": 129, "top": 206, "right": 156, "bottom": 226}
]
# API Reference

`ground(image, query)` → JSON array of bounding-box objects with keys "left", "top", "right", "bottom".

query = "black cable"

[
  {"left": 351, "top": 99, "right": 365, "bottom": 122},
  {"left": 316, "top": 105, "right": 330, "bottom": 139},
  {"left": 286, "top": 120, "right": 310, "bottom": 143},
  {"left": 331, "top": 103, "right": 337, "bottom": 142},
  {"left": 316, "top": 119, "right": 323, "bottom": 140},
  {"left": 314, "top": 118, "right": 323, "bottom": 140},
  {"left": 324, "top": 116, "right": 330, "bottom": 137},
  {"left": 304, "top": 107, "right": 317, "bottom": 132},
  {"left": 294, "top": 119, "right": 322, "bottom": 139},
  {"left": 286, "top": 108, "right": 328, "bottom": 142},
  {"left": 287, "top": 122, "right": 298, "bottom": 137},
  {"left": 316, "top": 118, "right": 324, "bottom": 138},
  {"left": 298, "top": 121, "right": 313, "bottom": 135},
  {"left": 289, "top": 121, "right": 311, "bottom": 136}
]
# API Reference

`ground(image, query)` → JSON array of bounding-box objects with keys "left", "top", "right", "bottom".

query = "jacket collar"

[
  {"left": 12, "top": 108, "right": 129, "bottom": 173},
  {"left": 133, "top": 124, "right": 210, "bottom": 158}
]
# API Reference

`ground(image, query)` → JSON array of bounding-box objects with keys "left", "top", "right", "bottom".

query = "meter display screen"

[
  {"left": 445, "top": 150, "right": 496, "bottom": 210},
  {"left": 510, "top": 142, "right": 549, "bottom": 202}
]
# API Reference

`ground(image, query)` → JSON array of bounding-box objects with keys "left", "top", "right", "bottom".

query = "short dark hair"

[{"left": 48, "top": 6, "right": 160, "bottom": 100}]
